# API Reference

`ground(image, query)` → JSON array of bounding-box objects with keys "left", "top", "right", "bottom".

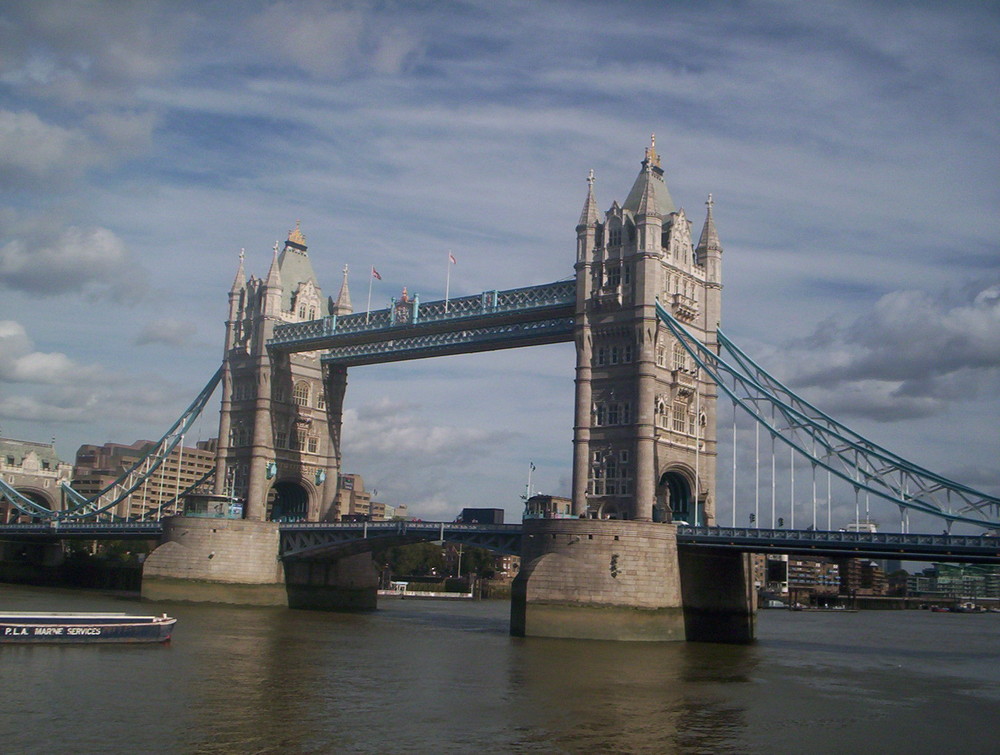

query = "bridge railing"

[
  {"left": 280, "top": 521, "right": 524, "bottom": 534},
  {"left": 0, "top": 521, "right": 163, "bottom": 536},
  {"left": 677, "top": 525, "right": 998, "bottom": 547}
]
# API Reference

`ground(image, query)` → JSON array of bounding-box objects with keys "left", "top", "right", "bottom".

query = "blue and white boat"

[{"left": 0, "top": 612, "right": 176, "bottom": 644}]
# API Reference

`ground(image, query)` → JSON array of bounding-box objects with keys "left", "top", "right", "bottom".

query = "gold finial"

[
  {"left": 706, "top": 193, "right": 714, "bottom": 210},
  {"left": 587, "top": 168, "right": 595, "bottom": 188},
  {"left": 342, "top": 264, "right": 349, "bottom": 276},
  {"left": 646, "top": 133, "right": 661, "bottom": 167},
  {"left": 239, "top": 247, "right": 245, "bottom": 262},
  {"left": 287, "top": 220, "right": 306, "bottom": 246}
]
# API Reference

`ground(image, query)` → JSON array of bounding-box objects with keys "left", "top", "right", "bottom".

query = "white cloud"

[
  {"left": 0, "top": 225, "right": 148, "bottom": 302},
  {"left": 0, "top": 110, "right": 96, "bottom": 182},
  {"left": 780, "top": 282, "right": 1000, "bottom": 416},
  {"left": 0, "top": 320, "right": 103, "bottom": 385},
  {"left": 135, "top": 319, "right": 198, "bottom": 347},
  {"left": 345, "top": 399, "right": 511, "bottom": 461},
  {"left": 246, "top": 4, "right": 421, "bottom": 79}
]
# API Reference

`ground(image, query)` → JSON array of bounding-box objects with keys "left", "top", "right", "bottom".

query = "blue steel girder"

[
  {"left": 677, "top": 526, "right": 1000, "bottom": 564},
  {"left": 279, "top": 521, "right": 523, "bottom": 560},
  {"left": 0, "top": 521, "right": 164, "bottom": 540},
  {"left": 267, "top": 280, "right": 575, "bottom": 361},
  {"left": 322, "top": 317, "right": 575, "bottom": 366}
]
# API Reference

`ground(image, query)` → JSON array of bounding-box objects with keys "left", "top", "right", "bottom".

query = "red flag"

[
  {"left": 371, "top": 266, "right": 382, "bottom": 280},
  {"left": 448, "top": 252, "right": 457, "bottom": 265}
]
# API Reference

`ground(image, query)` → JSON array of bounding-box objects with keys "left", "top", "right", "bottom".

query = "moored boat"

[{"left": 0, "top": 612, "right": 176, "bottom": 644}]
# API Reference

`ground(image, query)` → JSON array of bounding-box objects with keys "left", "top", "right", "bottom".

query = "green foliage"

[
  {"left": 458, "top": 546, "right": 495, "bottom": 577},
  {"left": 377, "top": 542, "right": 445, "bottom": 576}
]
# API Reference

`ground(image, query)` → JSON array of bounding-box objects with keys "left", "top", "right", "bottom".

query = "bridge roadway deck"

[{"left": 1, "top": 522, "right": 997, "bottom": 563}]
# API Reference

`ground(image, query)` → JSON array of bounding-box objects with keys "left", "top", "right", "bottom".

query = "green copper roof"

[
  {"left": 622, "top": 139, "right": 675, "bottom": 217},
  {"left": 276, "top": 223, "right": 321, "bottom": 312}
]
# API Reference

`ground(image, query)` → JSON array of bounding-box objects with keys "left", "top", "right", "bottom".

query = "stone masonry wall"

[
  {"left": 142, "top": 516, "right": 283, "bottom": 585},
  {"left": 517, "top": 518, "right": 683, "bottom": 609}
]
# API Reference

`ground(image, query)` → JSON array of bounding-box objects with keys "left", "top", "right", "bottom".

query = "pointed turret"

[
  {"left": 578, "top": 169, "right": 599, "bottom": 228},
  {"left": 333, "top": 264, "right": 353, "bottom": 316},
  {"left": 696, "top": 193, "right": 722, "bottom": 255},
  {"left": 697, "top": 193, "right": 723, "bottom": 290},
  {"left": 576, "top": 169, "right": 601, "bottom": 266},
  {"left": 265, "top": 241, "right": 282, "bottom": 289},
  {"left": 262, "top": 240, "right": 284, "bottom": 316},
  {"left": 623, "top": 134, "right": 675, "bottom": 217},
  {"left": 225, "top": 248, "right": 247, "bottom": 351},
  {"left": 230, "top": 248, "right": 247, "bottom": 293}
]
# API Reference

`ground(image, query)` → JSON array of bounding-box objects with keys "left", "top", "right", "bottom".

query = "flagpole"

[
  {"left": 366, "top": 266, "right": 374, "bottom": 324},
  {"left": 445, "top": 251, "right": 452, "bottom": 313}
]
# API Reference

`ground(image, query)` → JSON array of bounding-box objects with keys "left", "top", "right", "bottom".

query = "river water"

[{"left": 1, "top": 585, "right": 998, "bottom": 754}]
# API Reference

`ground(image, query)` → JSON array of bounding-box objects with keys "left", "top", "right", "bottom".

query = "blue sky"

[{"left": 1, "top": 1, "right": 997, "bottom": 529}]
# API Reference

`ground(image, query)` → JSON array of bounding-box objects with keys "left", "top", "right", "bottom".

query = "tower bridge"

[{"left": 2, "top": 137, "right": 997, "bottom": 642}]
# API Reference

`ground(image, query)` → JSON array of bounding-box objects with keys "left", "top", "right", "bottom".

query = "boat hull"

[{"left": 0, "top": 613, "right": 176, "bottom": 644}]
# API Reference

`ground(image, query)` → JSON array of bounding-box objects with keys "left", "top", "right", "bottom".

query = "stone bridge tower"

[
  {"left": 214, "top": 224, "right": 350, "bottom": 522},
  {"left": 513, "top": 139, "right": 751, "bottom": 644},
  {"left": 572, "top": 136, "right": 722, "bottom": 524}
]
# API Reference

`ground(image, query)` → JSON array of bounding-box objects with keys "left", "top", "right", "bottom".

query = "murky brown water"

[{"left": 1, "top": 585, "right": 998, "bottom": 753}]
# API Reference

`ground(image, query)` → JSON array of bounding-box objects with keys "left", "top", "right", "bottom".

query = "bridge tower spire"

[{"left": 572, "top": 135, "right": 719, "bottom": 525}]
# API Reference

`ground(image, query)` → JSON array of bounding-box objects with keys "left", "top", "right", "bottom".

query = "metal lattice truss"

[
  {"left": 677, "top": 526, "right": 1000, "bottom": 564},
  {"left": 0, "top": 368, "right": 223, "bottom": 522},
  {"left": 268, "top": 280, "right": 576, "bottom": 358},
  {"left": 656, "top": 301, "right": 1000, "bottom": 531},
  {"left": 280, "top": 521, "right": 524, "bottom": 560},
  {"left": 322, "top": 318, "right": 576, "bottom": 365}
]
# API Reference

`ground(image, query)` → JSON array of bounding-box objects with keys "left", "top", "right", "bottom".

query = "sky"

[{"left": 0, "top": 0, "right": 997, "bottom": 531}]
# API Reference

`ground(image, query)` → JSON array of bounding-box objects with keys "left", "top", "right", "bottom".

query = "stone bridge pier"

[
  {"left": 142, "top": 517, "right": 378, "bottom": 609},
  {"left": 511, "top": 519, "right": 755, "bottom": 643}
]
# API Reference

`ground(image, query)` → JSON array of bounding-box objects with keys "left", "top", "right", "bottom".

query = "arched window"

[{"left": 293, "top": 381, "right": 310, "bottom": 407}]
